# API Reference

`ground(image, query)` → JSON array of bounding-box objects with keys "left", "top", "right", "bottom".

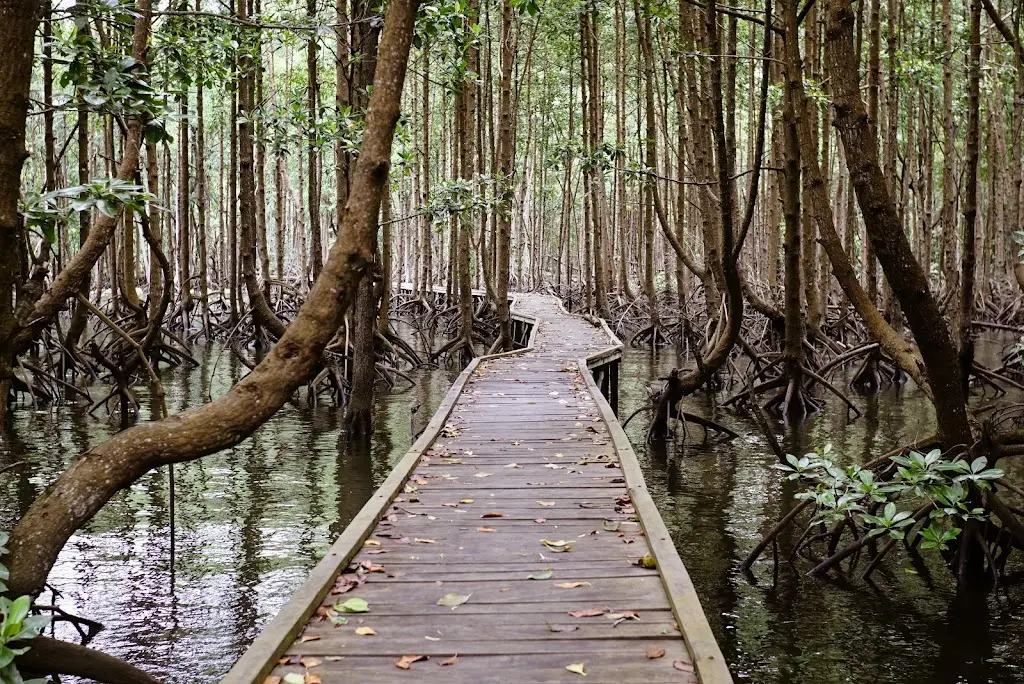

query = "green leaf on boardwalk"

[
  {"left": 437, "top": 592, "right": 472, "bottom": 610},
  {"left": 336, "top": 598, "right": 369, "bottom": 613},
  {"left": 638, "top": 553, "right": 657, "bottom": 569},
  {"left": 527, "top": 568, "right": 554, "bottom": 580},
  {"left": 283, "top": 674, "right": 305, "bottom": 684}
]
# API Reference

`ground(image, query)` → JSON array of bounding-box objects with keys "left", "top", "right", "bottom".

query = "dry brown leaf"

[
  {"left": 460, "top": 499, "right": 475, "bottom": 504},
  {"left": 298, "top": 635, "right": 321, "bottom": 643},
  {"left": 567, "top": 608, "right": 605, "bottom": 618},
  {"left": 262, "top": 678, "right": 282, "bottom": 684},
  {"left": 355, "top": 627, "right": 377, "bottom": 636},
  {"left": 477, "top": 526, "right": 496, "bottom": 532},
  {"left": 645, "top": 648, "right": 666, "bottom": 660},
  {"left": 395, "top": 654, "right": 427, "bottom": 670},
  {"left": 481, "top": 512, "right": 504, "bottom": 518},
  {"left": 555, "top": 582, "right": 592, "bottom": 589},
  {"left": 363, "top": 540, "right": 381, "bottom": 547},
  {"left": 673, "top": 661, "right": 695, "bottom": 672},
  {"left": 414, "top": 538, "right": 437, "bottom": 544},
  {"left": 438, "top": 655, "right": 459, "bottom": 666},
  {"left": 299, "top": 656, "right": 323, "bottom": 668},
  {"left": 305, "top": 675, "right": 322, "bottom": 684}
]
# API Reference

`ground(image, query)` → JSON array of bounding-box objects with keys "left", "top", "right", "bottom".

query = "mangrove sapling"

[
  {"left": 758, "top": 444, "right": 1013, "bottom": 582},
  {"left": 0, "top": 532, "right": 49, "bottom": 684}
]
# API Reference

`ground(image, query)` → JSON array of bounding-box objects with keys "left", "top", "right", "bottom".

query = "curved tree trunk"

[{"left": 5, "top": 0, "right": 418, "bottom": 599}]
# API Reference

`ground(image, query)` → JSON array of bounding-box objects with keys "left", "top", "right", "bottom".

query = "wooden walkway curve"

[{"left": 224, "top": 294, "right": 731, "bottom": 684}]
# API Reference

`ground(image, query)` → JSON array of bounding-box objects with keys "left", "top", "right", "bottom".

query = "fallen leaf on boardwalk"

[
  {"left": 606, "top": 611, "right": 640, "bottom": 626},
  {"left": 540, "top": 539, "right": 573, "bottom": 552},
  {"left": 283, "top": 675, "right": 305, "bottom": 684},
  {"left": 477, "top": 526, "right": 496, "bottom": 532},
  {"left": 548, "top": 624, "right": 579, "bottom": 632},
  {"left": 262, "top": 677, "right": 282, "bottom": 684},
  {"left": 328, "top": 615, "right": 349, "bottom": 626},
  {"left": 436, "top": 592, "right": 472, "bottom": 609},
  {"left": 504, "top": 462, "right": 523, "bottom": 468},
  {"left": 395, "top": 655, "right": 427, "bottom": 670},
  {"left": 298, "top": 635, "right": 321, "bottom": 643},
  {"left": 555, "top": 453, "right": 564, "bottom": 458},
  {"left": 645, "top": 648, "right": 666, "bottom": 660},
  {"left": 602, "top": 521, "right": 621, "bottom": 532},
  {"left": 555, "top": 581, "right": 592, "bottom": 589},
  {"left": 567, "top": 608, "right": 605, "bottom": 618},
  {"left": 637, "top": 554, "right": 657, "bottom": 569},
  {"left": 414, "top": 538, "right": 437, "bottom": 544},
  {"left": 335, "top": 598, "right": 369, "bottom": 613},
  {"left": 438, "top": 655, "right": 459, "bottom": 666},
  {"left": 305, "top": 675, "right": 322, "bottom": 684},
  {"left": 481, "top": 512, "right": 504, "bottom": 518},
  {"left": 535, "top": 518, "right": 547, "bottom": 523},
  {"left": 365, "top": 549, "right": 387, "bottom": 555},
  {"left": 527, "top": 568, "right": 554, "bottom": 580},
  {"left": 565, "top": 662, "right": 587, "bottom": 677},
  {"left": 460, "top": 499, "right": 475, "bottom": 504},
  {"left": 544, "top": 464, "right": 563, "bottom": 469},
  {"left": 537, "top": 501, "right": 556, "bottom": 507},
  {"left": 355, "top": 627, "right": 377, "bottom": 636},
  {"left": 299, "top": 657, "right": 323, "bottom": 668},
  {"left": 474, "top": 472, "right": 493, "bottom": 478},
  {"left": 413, "top": 478, "right": 428, "bottom": 485},
  {"left": 363, "top": 540, "right": 381, "bottom": 547},
  {"left": 512, "top": 440, "right": 522, "bottom": 445},
  {"left": 673, "top": 661, "right": 695, "bottom": 673}
]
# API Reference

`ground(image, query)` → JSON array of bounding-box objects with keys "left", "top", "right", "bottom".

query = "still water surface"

[{"left": 1, "top": 336, "right": 1022, "bottom": 683}]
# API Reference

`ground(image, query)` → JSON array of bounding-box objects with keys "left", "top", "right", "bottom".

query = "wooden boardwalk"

[{"left": 224, "top": 294, "right": 730, "bottom": 684}]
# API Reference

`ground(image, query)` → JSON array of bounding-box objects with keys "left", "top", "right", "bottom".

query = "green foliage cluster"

[
  {"left": 776, "top": 445, "right": 1003, "bottom": 552},
  {"left": 20, "top": 180, "right": 154, "bottom": 246},
  {"left": 0, "top": 532, "right": 50, "bottom": 684}
]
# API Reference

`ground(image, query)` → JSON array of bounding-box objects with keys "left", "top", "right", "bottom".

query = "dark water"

[
  {"left": 1, "top": 334, "right": 1022, "bottom": 683},
  {"left": 617, "top": 334, "right": 1024, "bottom": 684}
]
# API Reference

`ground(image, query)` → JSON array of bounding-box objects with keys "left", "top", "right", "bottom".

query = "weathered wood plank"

[{"left": 275, "top": 653, "right": 698, "bottom": 684}]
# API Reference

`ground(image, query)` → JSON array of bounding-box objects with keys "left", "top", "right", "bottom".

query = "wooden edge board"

[
  {"left": 577, "top": 351, "right": 734, "bottom": 684},
  {"left": 221, "top": 308, "right": 538, "bottom": 683}
]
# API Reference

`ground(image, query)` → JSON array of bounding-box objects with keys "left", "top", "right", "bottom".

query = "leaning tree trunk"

[
  {"left": 822, "top": 0, "right": 972, "bottom": 448},
  {"left": 6, "top": 0, "right": 419, "bottom": 611}
]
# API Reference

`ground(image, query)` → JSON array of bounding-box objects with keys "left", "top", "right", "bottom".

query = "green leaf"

[
  {"left": 436, "top": 592, "right": 472, "bottom": 609},
  {"left": 335, "top": 598, "right": 369, "bottom": 613},
  {"left": 8, "top": 596, "right": 30, "bottom": 626},
  {"left": 527, "top": 569, "right": 553, "bottom": 580}
]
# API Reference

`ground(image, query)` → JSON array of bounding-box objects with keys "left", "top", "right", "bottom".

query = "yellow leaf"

[
  {"left": 363, "top": 540, "right": 381, "bottom": 547},
  {"left": 460, "top": 499, "right": 475, "bottom": 504},
  {"left": 355, "top": 627, "right": 377, "bottom": 636},
  {"left": 566, "top": 662, "right": 587, "bottom": 677}
]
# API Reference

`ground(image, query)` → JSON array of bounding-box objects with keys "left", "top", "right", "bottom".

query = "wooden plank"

[{"left": 274, "top": 653, "right": 698, "bottom": 684}]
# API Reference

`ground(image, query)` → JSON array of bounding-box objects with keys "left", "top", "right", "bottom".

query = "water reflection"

[
  {"left": 618, "top": 338, "right": 1024, "bottom": 684},
  {"left": 0, "top": 343, "right": 457, "bottom": 682}
]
